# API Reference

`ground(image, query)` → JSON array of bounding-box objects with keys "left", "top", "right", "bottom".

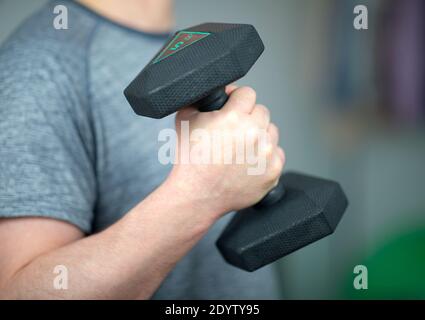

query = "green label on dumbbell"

[{"left": 153, "top": 31, "right": 210, "bottom": 64}]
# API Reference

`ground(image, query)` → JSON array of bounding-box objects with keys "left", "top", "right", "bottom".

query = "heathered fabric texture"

[{"left": 0, "top": 0, "right": 279, "bottom": 299}]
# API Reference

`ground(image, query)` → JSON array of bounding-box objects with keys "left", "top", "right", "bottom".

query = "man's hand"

[
  {"left": 0, "top": 86, "right": 284, "bottom": 300},
  {"left": 169, "top": 86, "right": 285, "bottom": 217}
]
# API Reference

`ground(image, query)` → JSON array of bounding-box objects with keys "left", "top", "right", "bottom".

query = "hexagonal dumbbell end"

[
  {"left": 124, "top": 23, "right": 264, "bottom": 119},
  {"left": 216, "top": 172, "right": 348, "bottom": 272}
]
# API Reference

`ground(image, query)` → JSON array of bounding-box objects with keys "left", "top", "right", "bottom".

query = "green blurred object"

[{"left": 344, "top": 226, "right": 425, "bottom": 299}]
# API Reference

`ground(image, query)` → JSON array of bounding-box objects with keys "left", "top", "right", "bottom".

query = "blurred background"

[{"left": 1, "top": 0, "right": 424, "bottom": 299}]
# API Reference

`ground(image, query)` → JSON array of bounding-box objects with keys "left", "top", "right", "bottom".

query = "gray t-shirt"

[{"left": 0, "top": 0, "right": 280, "bottom": 299}]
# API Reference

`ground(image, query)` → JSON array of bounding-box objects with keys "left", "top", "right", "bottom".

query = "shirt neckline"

[{"left": 63, "top": 0, "right": 173, "bottom": 40}]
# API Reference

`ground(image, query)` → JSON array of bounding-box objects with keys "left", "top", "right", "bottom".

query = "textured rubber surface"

[
  {"left": 124, "top": 23, "right": 349, "bottom": 272},
  {"left": 124, "top": 23, "right": 264, "bottom": 118},
  {"left": 216, "top": 172, "right": 349, "bottom": 272}
]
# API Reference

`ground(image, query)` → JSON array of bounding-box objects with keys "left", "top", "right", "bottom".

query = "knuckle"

[
  {"left": 270, "top": 167, "right": 281, "bottom": 181},
  {"left": 258, "top": 104, "right": 270, "bottom": 115},
  {"left": 270, "top": 155, "right": 283, "bottom": 176},
  {"left": 254, "top": 103, "right": 263, "bottom": 110},
  {"left": 246, "top": 125, "right": 260, "bottom": 139},
  {"left": 278, "top": 147, "right": 286, "bottom": 163},
  {"left": 277, "top": 157, "right": 284, "bottom": 171},
  {"left": 258, "top": 128, "right": 269, "bottom": 144},
  {"left": 224, "top": 110, "right": 239, "bottom": 123},
  {"left": 268, "top": 123, "right": 279, "bottom": 137},
  {"left": 245, "top": 116, "right": 259, "bottom": 130},
  {"left": 269, "top": 122, "right": 278, "bottom": 132},
  {"left": 254, "top": 104, "right": 269, "bottom": 120},
  {"left": 263, "top": 142, "right": 273, "bottom": 156},
  {"left": 239, "top": 86, "right": 257, "bottom": 103}
]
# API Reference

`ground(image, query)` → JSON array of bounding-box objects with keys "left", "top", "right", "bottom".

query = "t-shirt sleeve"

[{"left": 0, "top": 45, "right": 96, "bottom": 233}]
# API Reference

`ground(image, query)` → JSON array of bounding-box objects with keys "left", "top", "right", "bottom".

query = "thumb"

[{"left": 175, "top": 105, "right": 199, "bottom": 126}]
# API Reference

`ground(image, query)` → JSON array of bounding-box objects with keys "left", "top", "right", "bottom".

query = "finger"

[
  {"left": 176, "top": 105, "right": 199, "bottom": 121},
  {"left": 175, "top": 106, "right": 199, "bottom": 128},
  {"left": 225, "top": 84, "right": 238, "bottom": 95},
  {"left": 222, "top": 86, "right": 256, "bottom": 114},
  {"left": 270, "top": 147, "right": 284, "bottom": 176},
  {"left": 277, "top": 147, "right": 285, "bottom": 164},
  {"left": 267, "top": 123, "right": 279, "bottom": 146},
  {"left": 251, "top": 104, "right": 270, "bottom": 129}
]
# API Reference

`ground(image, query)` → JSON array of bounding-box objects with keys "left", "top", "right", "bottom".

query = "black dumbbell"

[{"left": 124, "top": 23, "right": 348, "bottom": 271}]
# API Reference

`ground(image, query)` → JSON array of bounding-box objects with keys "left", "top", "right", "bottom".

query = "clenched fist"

[{"left": 166, "top": 86, "right": 285, "bottom": 218}]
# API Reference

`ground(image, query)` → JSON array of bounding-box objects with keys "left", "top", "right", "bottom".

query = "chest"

[
  {"left": 87, "top": 34, "right": 175, "bottom": 230},
  {"left": 90, "top": 76, "right": 174, "bottom": 231}
]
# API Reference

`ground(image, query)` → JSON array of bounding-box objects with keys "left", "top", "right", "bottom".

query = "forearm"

[{"left": 0, "top": 179, "right": 220, "bottom": 299}]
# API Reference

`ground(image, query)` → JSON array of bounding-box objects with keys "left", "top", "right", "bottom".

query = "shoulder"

[
  {"left": 0, "top": 2, "right": 102, "bottom": 115},
  {"left": 0, "top": 1, "right": 99, "bottom": 87}
]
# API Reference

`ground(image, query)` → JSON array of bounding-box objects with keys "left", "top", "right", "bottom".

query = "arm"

[
  {"left": 0, "top": 178, "right": 219, "bottom": 300},
  {"left": 0, "top": 86, "right": 284, "bottom": 299}
]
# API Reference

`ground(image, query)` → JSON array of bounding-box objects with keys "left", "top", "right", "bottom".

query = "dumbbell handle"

[
  {"left": 196, "top": 87, "right": 285, "bottom": 207},
  {"left": 197, "top": 87, "right": 230, "bottom": 113}
]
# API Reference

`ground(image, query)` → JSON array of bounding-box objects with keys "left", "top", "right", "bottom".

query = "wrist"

[
  {"left": 127, "top": 177, "right": 218, "bottom": 246},
  {"left": 162, "top": 169, "right": 226, "bottom": 224}
]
